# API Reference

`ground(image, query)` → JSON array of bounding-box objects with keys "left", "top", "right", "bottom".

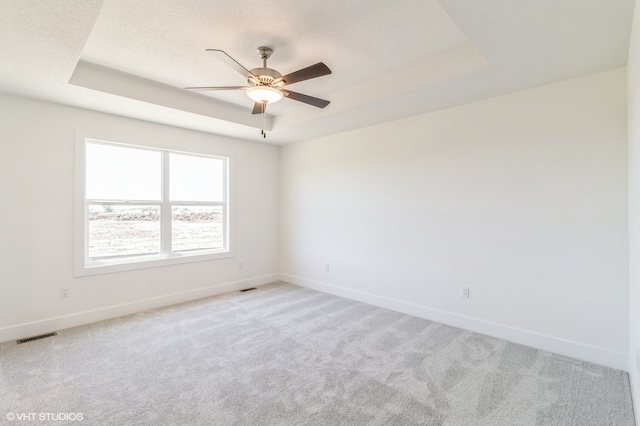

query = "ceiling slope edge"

[
  {"left": 270, "top": 43, "right": 488, "bottom": 144},
  {"left": 69, "top": 61, "right": 271, "bottom": 132}
]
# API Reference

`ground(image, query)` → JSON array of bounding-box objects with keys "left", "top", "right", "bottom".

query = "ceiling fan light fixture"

[{"left": 246, "top": 86, "right": 283, "bottom": 104}]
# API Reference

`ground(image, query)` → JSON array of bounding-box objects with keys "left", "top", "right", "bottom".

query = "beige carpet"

[{"left": 0, "top": 282, "right": 635, "bottom": 425}]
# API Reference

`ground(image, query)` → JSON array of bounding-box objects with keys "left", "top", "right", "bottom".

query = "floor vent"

[
  {"left": 239, "top": 287, "right": 257, "bottom": 292},
  {"left": 17, "top": 332, "right": 58, "bottom": 345}
]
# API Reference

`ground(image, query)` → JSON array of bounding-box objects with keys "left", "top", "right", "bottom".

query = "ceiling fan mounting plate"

[{"left": 257, "top": 46, "right": 273, "bottom": 59}]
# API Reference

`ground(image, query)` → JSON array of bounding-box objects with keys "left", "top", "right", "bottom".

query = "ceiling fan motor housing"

[
  {"left": 248, "top": 67, "right": 283, "bottom": 87},
  {"left": 249, "top": 47, "right": 284, "bottom": 87}
]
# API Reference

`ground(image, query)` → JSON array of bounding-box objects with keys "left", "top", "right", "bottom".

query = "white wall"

[
  {"left": 0, "top": 64, "right": 630, "bottom": 375},
  {"left": 280, "top": 68, "right": 629, "bottom": 369},
  {"left": 628, "top": 0, "right": 640, "bottom": 421},
  {"left": 0, "top": 93, "right": 280, "bottom": 341}
]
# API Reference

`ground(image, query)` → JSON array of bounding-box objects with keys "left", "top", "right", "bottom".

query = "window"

[{"left": 75, "top": 133, "right": 231, "bottom": 275}]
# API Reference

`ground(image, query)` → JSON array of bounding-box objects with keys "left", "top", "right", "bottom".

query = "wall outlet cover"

[{"left": 460, "top": 286, "right": 470, "bottom": 298}]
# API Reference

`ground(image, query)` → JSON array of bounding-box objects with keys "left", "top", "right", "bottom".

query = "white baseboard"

[
  {"left": 0, "top": 274, "right": 278, "bottom": 344},
  {"left": 280, "top": 274, "right": 628, "bottom": 371},
  {"left": 2, "top": 272, "right": 629, "bottom": 373},
  {"left": 629, "top": 354, "right": 640, "bottom": 425}
]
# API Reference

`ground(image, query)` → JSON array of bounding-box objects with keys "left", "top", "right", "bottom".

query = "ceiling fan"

[{"left": 186, "top": 46, "right": 332, "bottom": 137}]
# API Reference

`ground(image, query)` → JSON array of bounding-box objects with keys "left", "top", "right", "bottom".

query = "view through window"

[{"left": 81, "top": 139, "right": 229, "bottom": 272}]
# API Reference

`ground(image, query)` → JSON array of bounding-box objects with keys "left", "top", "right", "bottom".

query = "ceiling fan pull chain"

[{"left": 262, "top": 103, "right": 266, "bottom": 138}]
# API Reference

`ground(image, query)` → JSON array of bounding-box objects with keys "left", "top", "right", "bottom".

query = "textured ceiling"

[
  {"left": 0, "top": 0, "right": 635, "bottom": 144},
  {"left": 81, "top": 0, "right": 469, "bottom": 108}
]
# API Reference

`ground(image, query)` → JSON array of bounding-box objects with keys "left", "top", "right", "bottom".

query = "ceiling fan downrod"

[{"left": 258, "top": 46, "right": 272, "bottom": 68}]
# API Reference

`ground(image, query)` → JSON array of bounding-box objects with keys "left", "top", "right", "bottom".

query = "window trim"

[{"left": 75, "top": 130, "right": 233, "bottom": 276}]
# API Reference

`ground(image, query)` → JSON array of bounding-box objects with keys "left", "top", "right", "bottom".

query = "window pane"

[
  {"left": 172, "top": 206, "right": 223, "bottom": 252},
  {"left": 88, "top": 205, "right": 160, "bottom": 260},
  {"left": 86, "top": 143, "right": 161, "bottom": 200},
  {"left": 170, "top": 153, "right": 224, "bottom": 202}
]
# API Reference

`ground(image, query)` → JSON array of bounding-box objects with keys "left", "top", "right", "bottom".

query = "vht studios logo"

[{"left": 6, "top": 412, "right": 83, "bottom": 421}]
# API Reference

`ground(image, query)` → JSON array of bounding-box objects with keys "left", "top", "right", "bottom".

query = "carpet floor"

[{"left": 0, "top": 282, "right": 635, "bottom": 425}]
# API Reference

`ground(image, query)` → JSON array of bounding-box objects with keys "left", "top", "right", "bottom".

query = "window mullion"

[
  {"left": 161, "top": 151, "right": 172, "bottom": 256},
  {"left": 168, "top": 201, "right": 224, "bottom": 206},
  {"left": 86, "top": 200, "right": 162, "bottom": 205}
]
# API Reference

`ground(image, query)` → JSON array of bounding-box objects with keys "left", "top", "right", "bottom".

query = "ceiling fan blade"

[
  {"left": 282, "top": 89, "right": 330, "bottom": 108},
  {"left": 206, "top": 49, "right": 256, "bottom": 78},
  {"left": 281, "top": 62, "right": 331, "bottom": 86},
  {"left": 185, "top": 86, "right": 248, "bottom": 91},
  {"left": 252, "top": 102, "right": 266, "bottom": 115}
]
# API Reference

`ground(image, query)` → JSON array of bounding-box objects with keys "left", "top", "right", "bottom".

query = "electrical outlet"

[
  {"left": 324, "top": 263, "right": 330, "bottom": 272},
  {"left": 59, "top": 287, "right": 70, "bottom": 298},
  {"left": 460, "top": 286, "right": 469, "bottom": 298},
  {"left": 238, "top": 261, "right": 244, "bottom": 269}
]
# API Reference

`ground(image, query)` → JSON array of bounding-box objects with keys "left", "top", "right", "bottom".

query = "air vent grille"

[{"left": 17, "top": 332, "right": 58, "bottom": 345}]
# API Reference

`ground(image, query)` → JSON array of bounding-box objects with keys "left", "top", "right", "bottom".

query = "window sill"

[{"left": 75, "top": 249, "right": 233, "bottom": 277}]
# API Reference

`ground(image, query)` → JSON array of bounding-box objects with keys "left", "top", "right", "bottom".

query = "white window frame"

[{"left": 75, "top": 131, "right": 233, "bottom": 276}]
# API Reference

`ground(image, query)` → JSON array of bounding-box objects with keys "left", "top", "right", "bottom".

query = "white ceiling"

[{"left": 0, "top": 0, "right": 634, "bottom": 144}]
